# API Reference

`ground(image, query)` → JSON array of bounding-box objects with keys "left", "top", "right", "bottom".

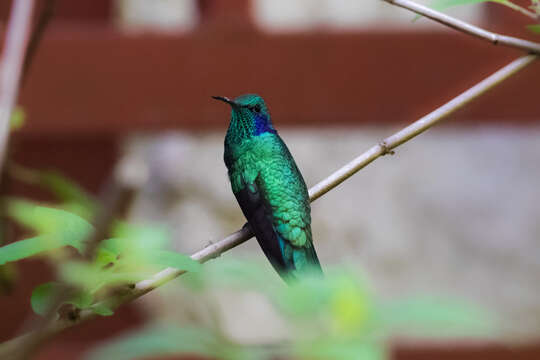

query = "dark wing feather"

[{"left": 234, "top": 175, "right": 289, "bottom": 276}]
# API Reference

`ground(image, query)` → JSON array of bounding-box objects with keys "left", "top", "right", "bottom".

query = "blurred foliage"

[
  {"left": 0, "top": 199, "right": 91, "bottom": 263},
  {"left": 85, "top": 325, "right": 241, "bottom": 360},
  {"left": 84, "top": 259, "right": 495, "bottom": 360},
  {"left": 0, "top": 156, "right": 496, "bottom": 359},
  {"left": 527, "top": 24, "right": 540, "bottom": 33},
  {"left": 0, "top": 186, "right": 496, "bottom": 359},
  {"left": 0, "top": 197, "right": 199, "bottom": 318},
  {"left": 9, "top": 107, "right": 25, "bottom": 131},
  {"left": 8, "top": 164, "right": 98, "bottom": 220}
]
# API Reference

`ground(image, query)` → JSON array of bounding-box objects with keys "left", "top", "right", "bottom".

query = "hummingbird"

[{"left": 213, "top": 94, "right": 322, "bottom": 282}]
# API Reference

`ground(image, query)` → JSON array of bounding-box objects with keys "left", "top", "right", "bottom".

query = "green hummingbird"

[{"left": 213, "top": 94, "right": 322, "bottom": 281}]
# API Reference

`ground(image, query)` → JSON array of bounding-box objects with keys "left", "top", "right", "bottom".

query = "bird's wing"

[
  {"left": 234, "top": 174, "right": 289, "bottom": 275},
  {"left": 234, "top": 174, "right": 322, "bottom": 280}
]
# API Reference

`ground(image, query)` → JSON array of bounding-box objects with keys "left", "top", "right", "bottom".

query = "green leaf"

[
  {"left": 101, "top": 224, "right": 171, "bottom": 270},
  {"left": 31, "top": 282, "right": 62, "bottom": 316},
  {"left": 295, "top": 339, "right": 385, "bottom": 360},
  {"left": 101, "top": 224, "right": 196, "bottom": 274},
  {"left": 0, "top": 236, "right": 59, "bottom": 265},
  {"left": 148, "top": 250, "right": 201, "bottom": 272},
  {"left": 10, "top": 107, "right": 25, "bottom": 130},
  {"left": 112, "top": 223, "right": 170, "bottom": 250},
  {"left": 92, "top": 303, "right": 114, "bottom": 316},
  {"left": 59, "top": 261, "right": 146, "bottom": 293},
  {"left": 6, "top": 201, "right": 92, "bottom": 247},
  {"left": 0, "top": 202, "right": 93, "bottom": 264},
  {"left": 527, "top": 24, "right": 540, "bottom": 33},
  {"left": 67, "top": 289, "right": 93, "bottom": 310},
  {"left": 95, "top": 248, "right": 118, "bottom": 268},
  {"left": 39, "top": 171, "right": 97, "bottom": 220},
  {"left": 31, "top": 282, "right": 94, "bottom": 316}
]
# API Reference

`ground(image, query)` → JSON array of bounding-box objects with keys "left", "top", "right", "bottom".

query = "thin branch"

[
  {"left": 309, "top": 54, "right": 537, "bottom": 201},
  {"left": 382, "top": 0, "right": 540, "bottom": 55},
  {"left": 499, "top": 0, "right": 539, "bottom": 21},
  {"left": 0, "top": 0, "right": 36, "bottom": 171},
  {"left": 0, "top": 53, "right": 535, "bottom": 359}
]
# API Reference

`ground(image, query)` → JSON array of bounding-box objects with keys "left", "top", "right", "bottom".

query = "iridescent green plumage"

[{"left": 214, "top": 94, "right": 322, "bottom": 281}]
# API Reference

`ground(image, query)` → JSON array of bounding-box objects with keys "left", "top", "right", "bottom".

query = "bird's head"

[{"left": 212, "top": 93, "right": 275, "bottom": 137}]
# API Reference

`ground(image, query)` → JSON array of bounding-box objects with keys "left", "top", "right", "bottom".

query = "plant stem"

[{"left": 382, "top": 0, "right": 540, "bottom": 54}]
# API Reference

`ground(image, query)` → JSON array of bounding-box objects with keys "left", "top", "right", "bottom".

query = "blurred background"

[{"left": 1, "top": 0, "right": 540, "bottom": 359}]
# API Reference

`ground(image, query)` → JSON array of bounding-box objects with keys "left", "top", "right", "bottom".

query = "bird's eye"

[{"left": 251, "top": 104, "right": 261, "bottom": 113}]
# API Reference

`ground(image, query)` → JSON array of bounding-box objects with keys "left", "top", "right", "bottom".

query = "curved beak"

[{"left": 212, "top": 96, "right": 237, "bottom": 107}]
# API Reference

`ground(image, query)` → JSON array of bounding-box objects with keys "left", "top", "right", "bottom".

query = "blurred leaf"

[
  {"left": 91, "top": 303, "right": 114, "bottom": 316},
  {"left": 102, "top": 224, "right": 198, "bottom": 275},
  {"left": 111, "top": 223, "right": 169, "bottom": 251},
  {"left": 8, "top": 166, "right": 97, "bottom": 220},
  {"left": 189, "top": 257, "right": 280, "bottom": 291},
  {"left": 31, "top": 282, "right": 62, "bottom": 316},
  {"left": 527, "top": 24, "right": 540, "bottom": 33},
  {"left": 100, "top": 224, "right": 171, "bottom": 272},
  {"left": 6, "top": 200, "right": 92, "bottom": 247},
  {"left": 378, "top": 295, "right": 495, "bottom": 337},
  {"left": 296, "top": 338, "right": 385, "bottom": 360},
  {"left": 148, "top": 250, "right": 201, "bottom": 272},
  {"left": 31, "top": 282, "right": 94, "bottom": 316},
  {"left": 59, "top": 261, "right": 147, "bottom": 293},
  {"left": 67, "top": 289, "right": 93, "bottom": 310},
  {"left": 276, "top": 276, "right": 331, "bottom": 317},
  {"left": 84, "top": 325, "right": 230, "bottom": 360},
  {"left": 329, "top": 276, "right": 372, "bottom": 334},
  {"left": 39, "top": 170, "right": 97, "bottom": 220},
  {"left": 0, "top": 202, "right": 93, "bottom": 264},
  {"left": 0, "top": 236, "right": 56, "bottom": 265},
  {"left": 95, "top": 247, "right": 118, "bottom": 268},
  {"left": 10, "top": 107, "right": 25, "bottom": 130}
]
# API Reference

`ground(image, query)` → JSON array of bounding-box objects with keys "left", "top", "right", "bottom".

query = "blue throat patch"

[{"left": 253, "top": 114, "right": 276, "bottom": 135}]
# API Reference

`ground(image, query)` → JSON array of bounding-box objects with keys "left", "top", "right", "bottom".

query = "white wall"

[
  {"left": 115, "top": 0, "right": 484, "bottom": 31},
  {"left": 121, "top": 127, "right": 540, "bottom": 341}
]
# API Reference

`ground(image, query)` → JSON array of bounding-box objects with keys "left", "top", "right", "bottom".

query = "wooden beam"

[{"left": 9, "top": 25, "right": 539, "bottom": 136}]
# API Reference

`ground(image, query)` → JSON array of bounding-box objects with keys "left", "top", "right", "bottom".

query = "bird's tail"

[{"left": 276, "top": 234, "right": 323, "bottom": 283}]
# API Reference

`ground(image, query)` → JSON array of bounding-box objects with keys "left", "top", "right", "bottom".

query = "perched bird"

[{"left": 213, "top": 94, "right": 322, "bottom": 282}]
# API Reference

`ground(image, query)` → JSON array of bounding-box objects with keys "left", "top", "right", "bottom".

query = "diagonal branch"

[
  {"left": 0, "top": 53, "right": 535, "bottom": 359},
  {"left": 382, "top": 0, "right": 540, "bottom": 55}
]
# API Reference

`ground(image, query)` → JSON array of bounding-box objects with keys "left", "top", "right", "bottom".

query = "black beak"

[{"left": 212, "top": 96, "right": 237, "bottom": 107}]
